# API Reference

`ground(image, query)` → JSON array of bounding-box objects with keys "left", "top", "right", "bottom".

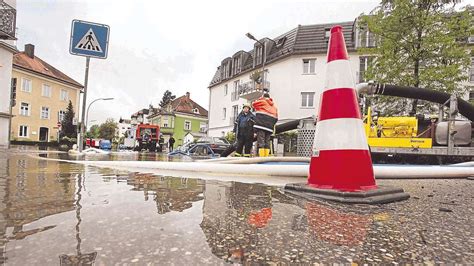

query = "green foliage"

[
  {"left": 159, "top": 90, "right": 176, "bottom": 108},
  {"left": 60, "top": 100, "right": 77, "bottom": 138},
  {"left": 86, "top": 124, "right": 100, "bottom": 139},
  {"left": 98, "top": 118, "right": 118, "bottom": 141},
  {"left": 250, "top": 70, "right": 263, "bottom": 84},
  {"left": 224, "top": 131, "right": 236, "bottom": 143},
  {"left": 360, "top": 0, "right": 473, "bottom": 115}
]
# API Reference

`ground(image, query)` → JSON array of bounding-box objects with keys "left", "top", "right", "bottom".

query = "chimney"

[
  {"left": 186, "top": 92, "right": 190, "bottom": 99},
  {"left": 25, "top": 44, "right": 35, "bottom": 59}
]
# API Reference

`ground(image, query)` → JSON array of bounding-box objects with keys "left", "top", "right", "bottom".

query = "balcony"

[
  {"left": 238, "top": 80, "right": 271, "bottom": 101},
  {"left": 0, "top": 0, "right": 16, "bottom": 40}
]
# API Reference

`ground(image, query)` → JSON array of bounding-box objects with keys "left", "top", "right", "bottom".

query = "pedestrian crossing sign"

[{"left": 70, "top": 20, "right": 109, "bottom": 59}]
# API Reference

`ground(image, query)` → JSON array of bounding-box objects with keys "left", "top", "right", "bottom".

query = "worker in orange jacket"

[{"left": 252, "top": 90, "right": 278, "bottom": 157}]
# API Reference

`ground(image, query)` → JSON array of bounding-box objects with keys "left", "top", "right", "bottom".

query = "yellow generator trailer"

[{"left": 364, "top": 108, "right": 432, "bottom": 149}]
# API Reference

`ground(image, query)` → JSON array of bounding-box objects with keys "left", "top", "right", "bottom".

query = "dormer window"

[
  {"left": 254, "top": 45, "right": 263, "bottom": 66},
  {"left": 221, "top": 59, "right": 233, "bottom": 79},
  {"left": 276, "top": 37, "right": 286, "bottom": 48},
  {"left": 192, "top": 108, "right": 200, "bottom": 114},
  {"left": 324, "top": 28, "right": 331, "bottom": 44},
  {"left": 233, "top": 56, "right": 241, "bottom": 75}
]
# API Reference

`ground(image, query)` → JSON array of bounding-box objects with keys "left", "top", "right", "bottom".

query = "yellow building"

[{"left": 11, "top": 44, "right": 82, "bottom": 142}]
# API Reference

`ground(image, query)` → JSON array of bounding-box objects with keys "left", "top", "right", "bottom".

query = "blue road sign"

[{"left": 70, "top": 20, "right": 110, "bottom": 59}]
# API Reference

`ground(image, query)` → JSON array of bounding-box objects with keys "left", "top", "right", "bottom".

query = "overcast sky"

[{"left": 14, "top": 0, "right": 473, "bottom": 125}]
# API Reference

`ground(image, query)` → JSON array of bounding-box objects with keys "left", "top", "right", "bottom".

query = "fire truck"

[{"left": 123, "top": 124, "right": 160, "bottom": 152}]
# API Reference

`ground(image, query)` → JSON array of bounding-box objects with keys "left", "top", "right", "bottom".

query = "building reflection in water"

[
  {"left": 0, "top": 155, "right": 77, "bottom": 264},
  {"left": 125, "top": 173, "right": 205, "bottom": 214}
]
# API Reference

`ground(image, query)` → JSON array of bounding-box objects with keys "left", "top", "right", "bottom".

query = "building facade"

[
  {"left": 208, "top": 21, "right": 374, "bottom": 137},
  {"left": 208, "top": 19, "right": 474, "bottom": 138},
  {"left": 148, "top": 92, "right": 208, "bottom": 147},
  {"left": 0, "top": 0, "right": 17, "bottom": 148},
  {"left": 11, "top": 44, "right": 82, "bottom": 143}
]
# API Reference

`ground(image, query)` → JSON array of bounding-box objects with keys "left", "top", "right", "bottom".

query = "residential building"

[
  {"left": 130, "top": 107, "right": 155, "bottom": 126},
  {"left": 11, "top": 44, "right": 82, "bottom": 142},
  {"left": 208, "top": 21, "right": 374, "bottom": 137},
  {"left": 148, "top": 92, "right": 208, "bottom": 147},
  {"left": 208, "top": 19, "right": 474, "bottom": 138},
  {"left": 117, "top": 118, "right": 132, "bottom": 138},
  {"left": 0, "top": 0, "right": 17, "bottom": 148}
]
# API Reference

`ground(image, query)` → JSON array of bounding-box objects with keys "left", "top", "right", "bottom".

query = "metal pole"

[
  {"left": 261, "top": 41, "right": 266, "bottom": 92},
  {"left": 7, "top": 101, "right": 12, "bottom": 149},
  {"left": 85, "top": 98, "right": 100, "bottom": 132},
  {"left": 78, "top": 57, "right": 90, "bottom": 152}
]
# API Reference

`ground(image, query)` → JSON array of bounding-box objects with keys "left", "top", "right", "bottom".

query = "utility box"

[{"left": 435, "top": 121, "right": 472, "bottom": 146}]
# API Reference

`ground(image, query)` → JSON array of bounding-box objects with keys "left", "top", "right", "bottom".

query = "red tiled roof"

[
  {"left": 13, "top": 52, "right": 83, "bottom": 88},
  {"left": 171, "top": 94, "right": 208, "bottom": 117}
]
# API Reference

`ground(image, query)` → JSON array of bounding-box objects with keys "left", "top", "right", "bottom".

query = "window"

[
  {"left": 357, "top": 26, "right": 376, "bottom": 48},
  {"left": 301, "top": 92, "right": 315, "bottom": 108},
  {"left": 303, "top": 59, "right": 316, "bottom": 74},
  {"left": 232, "top": 105, "right": 238, "bottom": 119},
  {"left": 200, "top": 122, "right": 207, "bottom": 133},
  {"left": 42, "top": 84, "right": 51, "bottom": 97},
  {"left": 19, "top": 125, "right": 28, "bottom": 137},
  {"left": 184, "top": 120, "right": 191, "bottom": 131},
  {"left": 232, "top": 80, "right": 240, "bottom": 101},
  {"left": 21, "top": 78, "right": 32, "bottom": 92},
  {"left": 20, "top": 102, "right": 30, "bottom": 116},
  {"left": 255, "top": 45, "right": 263, "bottom": 65},
  {"left": 163, "top": 117, "right": 169, "bottom": 128},
  {"left": 324, "top": 28, "right": 331, "bottom": 39},
  {"left": 60, "top": 89, "right": 69, "bottom": 101},
  {"left": 469, "top": 91, "right": 474, "bottom": 102},
  {"left": 58, "top": 110, "right": 66, "bottom": 122},
  {"left": 223, "top": 108, "right": 226, "bottom": 120},
  {"left": 469, "top": 57, "right": 474, "bottom": 83},
  {"left": 193, "top": 108, "right": 200, "bottom": 114},
  {"left": 224, "top": 84, "right": 228, "bottom": 95},
  {"left": 359, "top": 56, "right": 374, "bottom": 82},
  {"left": 233, "top": 57, "right": 241, "bottom": 75},
  {"left": 41, "top": 106, "right": 50, "bottom": 119}
]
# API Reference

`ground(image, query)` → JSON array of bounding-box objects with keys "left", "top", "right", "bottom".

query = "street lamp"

[
  {"left": 246, "top": 32, "right": 267, "bottom": 91},
  {"left": 85, "top": 97, "right": 114, "bottom": 131}
]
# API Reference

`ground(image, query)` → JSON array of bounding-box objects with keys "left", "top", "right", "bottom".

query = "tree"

[
  {"left": 98, "top": 118, "right": 118, "bottom": 141},
  {"left": 60, "top": 100, "right": 77, "bottom": 138},
  {"left": 86, "top": 124, "right": 100, "bottom": 139},
  {"left": 159, "top": 90, "right": 176, "bottom": 108},
  {"left": 360, "top": 0, "right": 473, "bottom": 116}
]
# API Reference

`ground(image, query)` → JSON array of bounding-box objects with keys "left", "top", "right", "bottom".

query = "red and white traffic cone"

[
  {"left": 308, "top": 25, "right": 376, "bottom": 191},
  {"left": 285, "top": 25, "right": 409, "bottom": 204}
]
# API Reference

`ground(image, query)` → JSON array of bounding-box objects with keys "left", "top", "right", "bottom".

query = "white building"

[
  {"left": 0, "top": 0, "right": 17, "bottom": 148},
  {"left": 117, "top": 118, "right": 132, "bottom": 138},
  {"left": 208, "top": 19, "right": 474, "bottom": 138},
  {"left": 207, "top": 21, "right": 377, "bottom": 137}
]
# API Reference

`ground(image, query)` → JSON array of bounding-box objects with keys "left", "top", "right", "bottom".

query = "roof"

[
  {"left": 147, "top": 94, "right": 209, "bottom": 119},
  {"left": 13, "top": 52, "right": 83, "bottom": 88},
  {"left": 170, "top": 94, "right": 208, "bottom": 118},
  {"left": 184, "top": 132, "right": 207, "bottom": 137},
  {"left": 209, "top": 21, "right": 356, "bottom": 87},
  {"left": 0, "top": 41, "right": 18, "bottom": 54}
]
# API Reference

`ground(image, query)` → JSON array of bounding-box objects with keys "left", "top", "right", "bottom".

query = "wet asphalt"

[{"left": 0, "top": 148, "right": 472, "bottom": 264}]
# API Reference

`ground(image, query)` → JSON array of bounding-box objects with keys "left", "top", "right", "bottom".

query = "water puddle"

[{"left": 0, "top": 151, "right": 472, "bottom": 264}]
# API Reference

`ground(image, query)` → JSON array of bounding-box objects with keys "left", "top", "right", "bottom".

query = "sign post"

[{"left": 70, "top": 20, "right": 110, "bottom": 152}]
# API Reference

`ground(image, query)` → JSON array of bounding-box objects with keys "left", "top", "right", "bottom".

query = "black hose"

[
  {"left": 374, "top": 84, "right": 474, "bottom": 121},
  {"left": 220, "top": 118, "right": 310, "bottom": 157}
]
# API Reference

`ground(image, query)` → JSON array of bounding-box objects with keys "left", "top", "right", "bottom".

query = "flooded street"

[{"left": 0, "top": 150, "right": 472, "bottom": 265}]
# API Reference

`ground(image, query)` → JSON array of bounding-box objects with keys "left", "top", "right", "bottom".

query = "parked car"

[
  {"left": 168, "top": 143, "right": 218, "bottom": 159},
  {"left": 99, "top": 139, "right": 112, "bottom": 150},
  {"left": 195, "top": 137, "right": 231, "bottom": 155}
]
